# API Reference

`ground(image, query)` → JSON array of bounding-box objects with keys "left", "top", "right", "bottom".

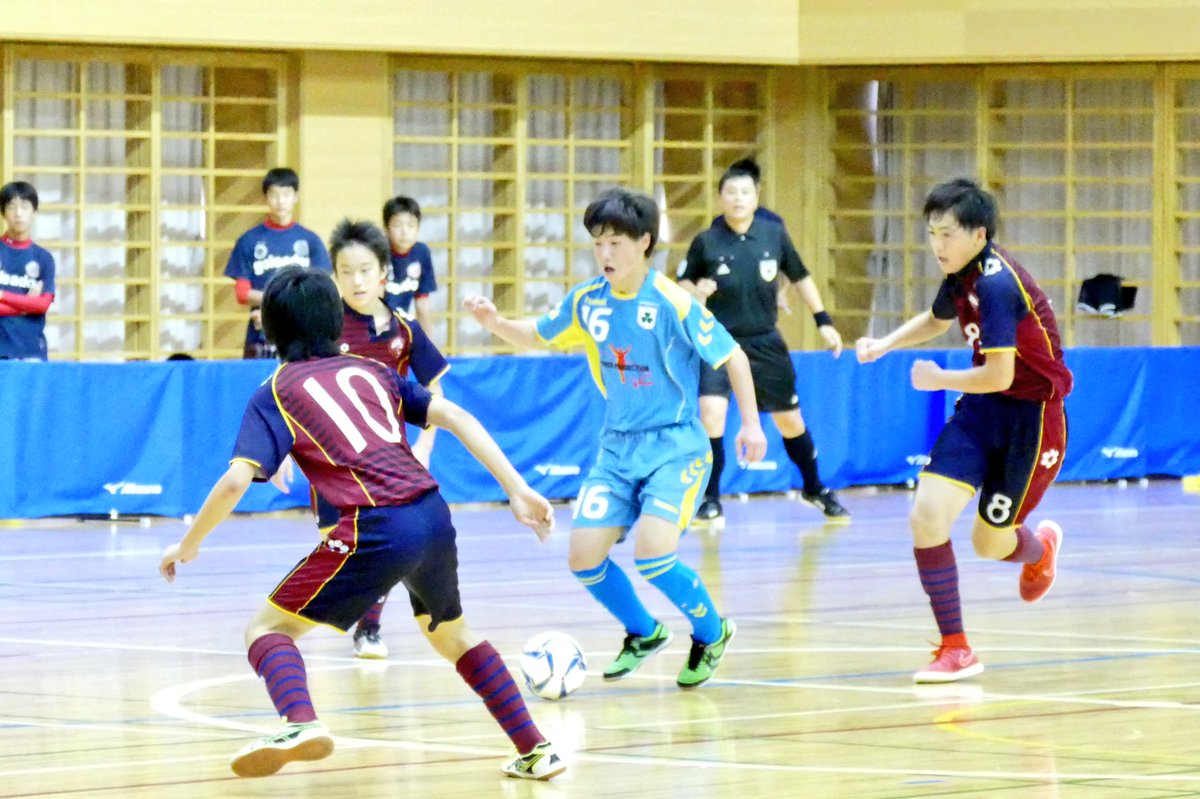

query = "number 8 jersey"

[
  {"left": 231, "top": 354, "right": 438, "bottom": 511},
  {"left": 535, "top": 271, "right": 740, "bottom": 433}
]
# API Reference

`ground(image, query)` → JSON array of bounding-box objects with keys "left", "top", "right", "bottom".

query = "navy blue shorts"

[
  {"left": 270, "top": 488, "right": 463, "bottom": 631},
  {"left": 924, "top": 393, "right": 1068, "bottom": 528}
]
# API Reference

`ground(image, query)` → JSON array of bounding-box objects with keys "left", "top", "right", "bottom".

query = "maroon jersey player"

[
  {"left": 160, "top": 266, "right": 564, "bottom": 781},
  {"left": 856, "top": 178, "right": 1072, "bottom": 684}
]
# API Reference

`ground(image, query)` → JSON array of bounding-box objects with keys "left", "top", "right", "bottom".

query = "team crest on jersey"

[
  {"left": 254, "top": 241, "right": 268, "bottom": 260},
  {"left": 406, "top": 262, "right": 421, "bottom": 278},
  {"left": 637, "top": 303, "right": 658, "bottom": 330},
  {"left": 759, "top": 258, "right": 778, "bottom": 282},
  {"left": 390, "top": 336, "right": 407, "bottom": 357},
  {"left": 24, "top": 261, "right": 39, "bottom": 279},
  {"left": 294, "top": 240, "right": 310, "bottom": 257},
  {"left": 716, "top": 263, "right": 731, "bottom": 276}
]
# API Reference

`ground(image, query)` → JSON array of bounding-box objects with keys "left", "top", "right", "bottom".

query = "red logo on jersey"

[{"left": 609, "top": 344, "right": 631, "bottom": 383}]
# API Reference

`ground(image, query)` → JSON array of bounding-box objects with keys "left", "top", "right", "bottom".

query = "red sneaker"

[
  {"left": 1020, "top": 520, "right": 1063, "bottom": 603},
  {"left": 913, "top": 644, "right": 984, "bottom": 684}
]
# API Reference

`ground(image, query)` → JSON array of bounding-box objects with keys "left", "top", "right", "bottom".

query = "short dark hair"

[
  {"left": 382, "top": 196, "right": 422, "bottom": 224},
  {"left": 329, "top": 218, "right": 391, "bottom": 269},
  {"left": 1, "top": 181, "right": 39, "bottom": 212},
  {"left": 923, "top": 178, "right": 998, "bottom": 239},
  {"left": 262, "top": 167, "right": 300, "bottom": 194},
  {"left": 582, "top": 189, "right": 659, "bottom": 258},
  {"left": 261, "top": 266, "right": 343, "bottom": 363},
  {"left": 718, "top": 158, "right": 761, "bottom": 191}
]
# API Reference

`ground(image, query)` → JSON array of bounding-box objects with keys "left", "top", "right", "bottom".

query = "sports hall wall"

[{"left": 2, "top": 2, "right": 1199, "bottom": 516}]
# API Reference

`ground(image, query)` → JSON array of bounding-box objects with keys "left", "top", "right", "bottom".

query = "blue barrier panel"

[{"left": 2, "top": 347, "right": 1198, "bottom": 518}]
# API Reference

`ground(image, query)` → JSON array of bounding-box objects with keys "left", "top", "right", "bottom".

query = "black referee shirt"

[{"left": 678, "top": 217, "right": 809, "bottom": 338}]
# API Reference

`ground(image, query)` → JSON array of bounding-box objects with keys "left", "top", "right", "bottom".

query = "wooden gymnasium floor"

[{"left": 2, "top": 479, "right": 1199, "bottom": 798}]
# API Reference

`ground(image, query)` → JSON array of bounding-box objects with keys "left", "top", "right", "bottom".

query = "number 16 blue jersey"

[{"left": 535, "top": 271, "right": 739, "bottom": 433}]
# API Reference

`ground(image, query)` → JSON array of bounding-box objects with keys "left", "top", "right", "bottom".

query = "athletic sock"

[
  {"left": 705, "top": 437, "right": 725, "bottom": 501},
  {"left": 573, "top": 558, "right": 656, "bottom": 637},
  {"left": 356, "top": 593, "right": 388, "bottom": 633},
  {"left": 1002, "top": 525, "right": 1046, "bottom": 564},
  {"left": 914, "top": 542, "right": 967, "bottom": 646},
  {"left": 637, "top": 555, "right": 722, "bottom": 644},
  {"left": 456, "top": 641, "right": 544, "bottom": 754},
  {"left": 248, "top": 633, "right": 318, "bottom": 723},
  {"left": 783, "top": 431, "right": 822, "bottom": 494}
]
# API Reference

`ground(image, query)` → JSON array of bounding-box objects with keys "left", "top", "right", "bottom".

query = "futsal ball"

[{"left": 518, "top": 631, "right": 587, "bottom": 700}]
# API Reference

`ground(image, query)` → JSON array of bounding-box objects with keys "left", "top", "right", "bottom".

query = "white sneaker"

[
  {"left": 501, "top": 741, "right": 566, "bottom": 781},
  {"left": 353, "top": 627, "right": 388, "bottom": 659},
  {"left": 230, "top": 721, "right": 334, "bottom": 777}
]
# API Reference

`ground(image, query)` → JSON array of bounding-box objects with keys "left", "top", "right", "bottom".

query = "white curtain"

[{"left": 158, "top": 64, "right": 207, "bottom": 356}]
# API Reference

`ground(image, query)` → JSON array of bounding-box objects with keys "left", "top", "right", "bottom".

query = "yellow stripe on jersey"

[
  {"left": 991, "top": 250, "right": 1058, "bottom": 361},
  {"left": 652, "top": 271, "right": 694, "bottom": 320}
]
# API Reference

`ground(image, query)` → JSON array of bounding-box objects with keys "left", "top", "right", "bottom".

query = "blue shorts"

[
  {"left": 270, "top": 488, "right": 463, "bottom": 631},
  {"left": 572, "top": 420, "right": 710, "bottom": 531},
  {"left": 924, "top": 393, "right": 1068, "bottom": 528}
]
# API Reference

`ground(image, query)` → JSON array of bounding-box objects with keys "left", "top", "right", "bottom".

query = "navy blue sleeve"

[
  {"left": 231, "top": 382, "right": 294, "bottom": 480},
  {"left": 931, "top": 277, "right": 958, "bottom": 320},
  {"left": 405, "top": 317, "right": 449, "bottom": 386},
  {"left": 416, "top": 243, "right": 437, "bottom": 295},
  {"left": 977, "top": 271, "right": 1027, "bottom": 351},
  {"left": 756, "top": 206, "right": 784, "bottom": 224},
  {"left": 392, "top": 372, "right": 433, "bottom": 428}
]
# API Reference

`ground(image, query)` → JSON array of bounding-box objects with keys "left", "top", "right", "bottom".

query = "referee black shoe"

[
  {"left": 801, "top": 488, "right": 850, "bottom": 522},
  {"left": 694, "top": 497, "right": 724, "bottom": 526}
]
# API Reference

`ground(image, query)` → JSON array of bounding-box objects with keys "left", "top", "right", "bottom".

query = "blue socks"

[
  {"left": 573, "top": 558, "right": 656, "bottom": 637},
  {"left": 636, "top": 555, "right": 721, "bottom": 644}
]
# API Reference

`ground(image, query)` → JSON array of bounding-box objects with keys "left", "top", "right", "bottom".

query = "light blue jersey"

[{"left": 536, "top": 271, "right": 738, "bottom": 434}]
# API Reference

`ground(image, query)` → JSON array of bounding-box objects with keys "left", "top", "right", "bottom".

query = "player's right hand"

[
  {"left": 462, "top": 294, "right": 498, "bottom": 329},
  {"left": 159, "top": 540, "right": 199, "bottom": 583},
  {"left": 736, "top": 421, "right": 768, "bottom": 464},
  {"left": 509, "top": 485, "right": 555, "bottom": 542},
  {"left": 693, "top": 278, "right": 718, "bottom": 300},
  {"left": 855, "top": 337, "right": 887, "bottom": 364}
]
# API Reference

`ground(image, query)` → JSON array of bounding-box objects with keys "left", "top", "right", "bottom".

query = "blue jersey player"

[
  {"left": 464, "top": 188, "right": 767, "bottom": 689},
  {"left": 224, "top": 168, "right": 332, "bottom": 359},
  {"left": 160, "top": 267, "right": 564, "bottom": 781},
  {"left": 856, "top": 178, "right": 1072, "bottom": 683}
]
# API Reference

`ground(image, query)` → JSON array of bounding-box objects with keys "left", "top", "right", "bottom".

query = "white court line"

[
  {"left": 136, "top": 665, "right": 1200, "bottom": 785},
  {"left": 0, "top": 716, "right": 244, "bottom": 739},
  {"left": 0, "top": 753, "right": 236, "bottom": 779}
]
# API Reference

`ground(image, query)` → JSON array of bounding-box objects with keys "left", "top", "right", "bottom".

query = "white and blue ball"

[{"left": 518, "top": 631, "right": 587, "bottom": 700}]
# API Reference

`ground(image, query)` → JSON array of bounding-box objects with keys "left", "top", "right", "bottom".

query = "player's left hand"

[
  {"left": 910, "top": 359, "right": 943, "bottom": 391},
  {"left": 818, "top": 324, "right": 843, "bottom": 357},
  {"left": 509, "top": 485, "right": 556, "bottom": 542},
  {"left": 160, "top": 540, "right": 200, "bottom": 583},
  {"left": 735, "top": 421, "right": 768, "bottom": 464}
]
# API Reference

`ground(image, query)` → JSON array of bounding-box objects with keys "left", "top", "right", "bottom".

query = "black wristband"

[{"left": 813, "top": 310, "right": 833, "bottom": 328}]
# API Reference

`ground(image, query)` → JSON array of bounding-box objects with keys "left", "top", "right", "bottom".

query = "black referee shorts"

[{"left": 699, "top": 329, "right": 799, "bottom": 413}]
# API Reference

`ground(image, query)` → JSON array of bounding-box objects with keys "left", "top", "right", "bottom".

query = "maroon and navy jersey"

[
  {"left": 931, "top": 241, "right": 1073, "bottom": 402},
  {"left": 232, "top": 355, "right": 438, "bottom": 511},
  {"left": 338, "top": 303, "right": 448, "bottom": 386}
]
